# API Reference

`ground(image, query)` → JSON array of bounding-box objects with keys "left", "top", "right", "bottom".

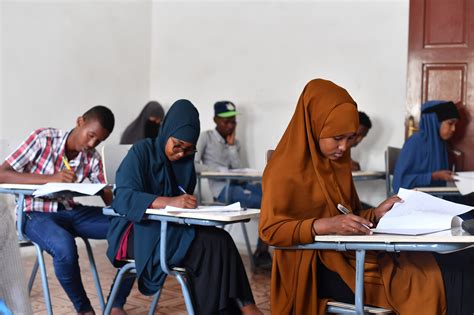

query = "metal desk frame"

[
  {"left": 278, "top": 235, "right": 473, "bottom": 315},
  {"left": 103, "top": 207, "right": 252, "bottom": 315},
  {"left": 0, "top": 186, "right": 105, "bottom": 315}
]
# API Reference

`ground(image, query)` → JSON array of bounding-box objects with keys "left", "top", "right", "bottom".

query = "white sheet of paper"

[
  {"left": 372, "top": 188, "right": 472, "bottom": 235},
  {"left": 162, "top": 202, "right": 242, "bottom": 213},
  {"left": 33, "top": 183, "right": 106, "bottom": 197},
  {"left": 454, "top": 172, "right": 474, "bottom": 195}
]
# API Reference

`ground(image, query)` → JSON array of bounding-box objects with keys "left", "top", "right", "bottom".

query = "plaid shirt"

[{"left": 6, "top": 128, "right": 105, "bottom": 213}]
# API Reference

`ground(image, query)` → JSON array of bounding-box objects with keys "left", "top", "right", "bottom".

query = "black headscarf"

[
  {"left": 120, "top": 101, "right": 165, "bottom": 144},
  {"left": 108, "top": 99, "right": 200, "bottom": 294}
]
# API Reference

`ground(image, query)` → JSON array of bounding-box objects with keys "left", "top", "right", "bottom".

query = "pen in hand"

[
  {"left": 62, "top": 156, "right": 72, "bottom": 170},
  {"left": 337, "top": 203, "right": 372, "bottom": 231},
  {"left": 178, "top": 185, "right": 187, "bottom": 194}
]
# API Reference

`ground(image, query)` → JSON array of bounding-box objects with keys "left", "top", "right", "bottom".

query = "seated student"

[
  {"left": 106, "top": 100, "right": 262, "bottom": 315},
  {"left": 259, "top": 79, "right": 474, "bottom": 314},
  {"left": 393, "top": 100, "right": 474, "bottom": 206},
  {"left": 349, "top": 111, "right": 372, "bottom": 171},
  {"left": 194, "top": 101, "right": 271, "bottom": 269},
  {"left": 0, "top": 106, "right": 133, "bottom": 315},
  {"left": 393, "top": 100, "right": 459, "bottom": 191},
  {"left": 120, "top": 101, "right": 165, "bottom": 144}
]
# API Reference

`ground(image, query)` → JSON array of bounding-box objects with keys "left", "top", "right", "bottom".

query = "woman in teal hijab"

[{"left": 107, "top": 100, "right": 262, "bottom": 314}]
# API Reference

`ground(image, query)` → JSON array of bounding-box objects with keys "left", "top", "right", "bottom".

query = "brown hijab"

[{"left": 259, "top": 79, "right": 445, "bottom": 314}]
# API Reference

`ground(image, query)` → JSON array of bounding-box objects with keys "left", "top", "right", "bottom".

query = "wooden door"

[{"left": 406, "top": 0, "right": 474, "bottom": 170}]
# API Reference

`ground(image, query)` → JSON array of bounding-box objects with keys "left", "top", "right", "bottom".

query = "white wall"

[
  {"left": 1, "top": 0, "right": 153, "bottom": 156},
  {"left": 150, "top": 0, "right": 409, "bottom": 211},
  {"left": 2, "top": 0, "right": 410, "bottom": 249}
]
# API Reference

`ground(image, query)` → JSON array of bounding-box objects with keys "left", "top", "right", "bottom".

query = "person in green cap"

[{"left": 195, "top": 101, "right": 272, "bottom": 269}]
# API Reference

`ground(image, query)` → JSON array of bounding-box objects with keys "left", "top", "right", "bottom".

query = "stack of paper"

[
  {"left": 454, "top": 172, "right": 474, "bottom": 195},
  {"left": 163, "top": 202, "right": 242, "bottom": 213},
  {"left": 372, "top": 188, "right": 472, "bottom": 235}
]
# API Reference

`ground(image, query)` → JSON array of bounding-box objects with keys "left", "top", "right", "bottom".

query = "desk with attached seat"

[
  {"left": 277, "top": 228, "right": 474, "bottom": 314},
  {"left": 0, "top": 183, "right": 105, "bottom": 315}
]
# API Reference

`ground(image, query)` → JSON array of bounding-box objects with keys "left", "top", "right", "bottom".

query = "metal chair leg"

[
  {"left": 148, "top": 289, "right": 162, "bottom": 315},
  {"left": 174, "top": 272, "right": 195, "bottom": 315},
  {"left": 82, "top": 238, "right": 105, "bottom": 311},
  {"left": 28, "top": 257, "right": 39, "bottom": 295},
  {"left": 240, "top": 222, "right": 256, "bottom": 272},
  {"left": 34, "top": 243, "right": 52, "bottom": 315},
  {"left": 104, "top": 263, "right": 136, "bottom": 315}
]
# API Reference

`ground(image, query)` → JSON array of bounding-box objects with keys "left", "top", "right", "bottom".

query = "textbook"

[{"left": 372, "top": 188, "right": 473, "bottom": 235}]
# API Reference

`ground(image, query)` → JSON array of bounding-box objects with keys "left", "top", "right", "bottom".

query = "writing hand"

[
  {"left": 168, "top": 194, "right": 197, "bottom": 209},
  {"left": 313, "top": 214, "right": 373, "bottom": 235},
  {"left": 51, "top": 170, "right": 76, "bottom": 183},
  {"left": 432, "top": 170, "right": 455, "bottom": 182}
]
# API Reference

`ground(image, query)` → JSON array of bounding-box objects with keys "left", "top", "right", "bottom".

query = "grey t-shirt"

[{"left": 194, "top": 129, "right": 242, "bottom": 198}]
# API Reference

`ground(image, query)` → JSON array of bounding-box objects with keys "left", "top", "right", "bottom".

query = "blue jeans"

[
  {"left": 24, "top": 205, "right": 133, "bottom": 312},
  {"left": 216, "top": 182, "right": 262, "bottom": 209}
]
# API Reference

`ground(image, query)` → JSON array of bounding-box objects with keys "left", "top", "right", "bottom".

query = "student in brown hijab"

[
  {"left": 259, "top": 79, "right": 451, "bottom": 314},
  {"left": 120, "top": 101, "right": 165, "bottom": 144}
]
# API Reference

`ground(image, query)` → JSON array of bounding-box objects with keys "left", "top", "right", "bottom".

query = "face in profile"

[
  {"left": 349, "top": 125, "right": 369, "bottom": 148},
  {"left": 318, "top": 132, "right": 356, "bottom": 160},
  {"left": 439, "top": 118, "right": 458, "bottom": 140},
  {"left": 164, "top": 137, "right": 197, "bottom": 161},
  {"left": 72, "top": 117, "right": 110, "bottom": 152},
  {"left": 214, "top": 116, "right": 237, "bottom": 138}
]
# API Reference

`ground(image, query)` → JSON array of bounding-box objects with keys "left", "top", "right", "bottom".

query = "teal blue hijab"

[{"left": 107, "top": 99, "right": 200, "bottom": 294}]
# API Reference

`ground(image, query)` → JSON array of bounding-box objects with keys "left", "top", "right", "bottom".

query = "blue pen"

[{"left": 178, "top": 185, "right": 187, "bottom": 194}]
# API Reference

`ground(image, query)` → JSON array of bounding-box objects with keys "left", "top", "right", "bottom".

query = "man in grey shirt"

[{"left": 195, "top": 101, "right": 271, "bottom": 269}]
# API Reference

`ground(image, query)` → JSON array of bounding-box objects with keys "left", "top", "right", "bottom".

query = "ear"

[
  {"left": 213, "top": 116, "right": 218, "bottom": 124},
  {"left": 76, "top": 116, "right": 85, "bottom": 127}
]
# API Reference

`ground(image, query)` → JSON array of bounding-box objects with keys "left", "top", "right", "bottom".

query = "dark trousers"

[{"left": 24, "top": 205, "right": 134, "bottom": 312}]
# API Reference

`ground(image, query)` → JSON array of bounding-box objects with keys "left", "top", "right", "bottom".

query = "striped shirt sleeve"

[{"left": 6, "top": 129, "right": 45, "bottom": 172}]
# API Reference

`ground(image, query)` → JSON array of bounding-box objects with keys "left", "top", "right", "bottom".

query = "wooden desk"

[{"left": 278, "top": 228, "right": 474, "bottom": 315}]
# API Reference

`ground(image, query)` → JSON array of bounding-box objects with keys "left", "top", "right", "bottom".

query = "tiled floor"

[{"left": 21, "top": 240, "right": 271, "bottom": 314}]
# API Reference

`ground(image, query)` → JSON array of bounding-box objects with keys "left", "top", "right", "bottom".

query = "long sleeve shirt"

[{"left": 194, "top": 129, "right": 242, "bottom": 198}]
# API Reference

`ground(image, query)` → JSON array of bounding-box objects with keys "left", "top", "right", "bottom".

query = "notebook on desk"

[{"left": 372, "top": 188, "right": 473, "bottom": 235}]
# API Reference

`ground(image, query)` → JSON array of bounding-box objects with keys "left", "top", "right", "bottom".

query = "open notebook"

[{"left": 372, "top": 188, "right": 473, "bottom": 235}]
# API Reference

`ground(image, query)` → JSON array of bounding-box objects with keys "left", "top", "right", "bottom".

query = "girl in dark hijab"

[
  {"left": 107, "top": 99, "right": 262, "bottom": 315},
  {"left": 120, "top": 101, "right": 165, "bottom": 144}
]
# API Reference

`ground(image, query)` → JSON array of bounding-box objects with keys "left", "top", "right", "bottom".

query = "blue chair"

[{"left": 102, "top": 208, "right": 195, "bottom": 315}]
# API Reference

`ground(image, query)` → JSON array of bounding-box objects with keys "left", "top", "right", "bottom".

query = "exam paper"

[
  {"left": 454, "top": 172, "right": 474, "bottom": 195},
  {"left": 33, "top": 183, "right": 107, "bottom": 197},
  {"left": 163, "top": 202, "right": 242, "bottom": 213},
  {"left": 372, "top": 188, "right": 472, "bottom": 235}
]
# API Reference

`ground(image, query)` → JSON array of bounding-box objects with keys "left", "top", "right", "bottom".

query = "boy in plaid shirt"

[{"left": 0, "top": 106, "right": 132, "bottom": 315}]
